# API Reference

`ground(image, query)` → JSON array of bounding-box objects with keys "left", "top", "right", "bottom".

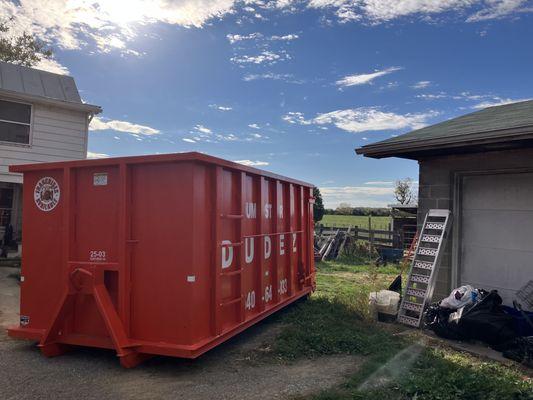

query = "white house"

[{"left": 0, "top": 61, "right": 101, "bottom": 242}]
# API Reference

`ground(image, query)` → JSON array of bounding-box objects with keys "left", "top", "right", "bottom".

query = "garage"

[
  {"left": 460, "top": 172, "right": 533, "bottom": 305},
  {"left": 357, "top": 99, "right": 533, "bottom": 307}
]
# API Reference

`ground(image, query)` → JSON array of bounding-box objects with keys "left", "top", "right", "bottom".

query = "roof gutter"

[
  {"left": 0, "top": 88, "right": 102, "bottom": 114},
  {"left": 356, "top": 125, "right": 533, "bottom": 159}
]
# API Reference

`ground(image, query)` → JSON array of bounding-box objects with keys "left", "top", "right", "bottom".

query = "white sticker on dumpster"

[
  {"left": 34, "top": 177, "right": 60, "bottom": 212},
  {"left": 20, "top": 315, "right": 29, "bottom": 326},
  {"left": 93, "top": 173, "right": 108, "bottom": 186}
]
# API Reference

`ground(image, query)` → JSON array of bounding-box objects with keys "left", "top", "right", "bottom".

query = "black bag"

[{"left": 458, "top": 291, "right": 517, "bottom": 346}]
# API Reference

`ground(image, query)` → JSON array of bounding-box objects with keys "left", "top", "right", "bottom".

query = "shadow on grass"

[{"left": 270, "top": 295, "right": 532, "bottom": 400}]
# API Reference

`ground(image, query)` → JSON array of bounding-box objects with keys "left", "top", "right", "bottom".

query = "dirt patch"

[{"left": 0, "top": 268, "right": 363, "bottom": 400}]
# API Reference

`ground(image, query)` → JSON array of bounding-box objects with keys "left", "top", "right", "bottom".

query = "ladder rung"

[
  {"left": 402, "top": 301, "right": 423, "bottom": 313},
  {"left": 411, "top": 274, "right": 430, "bottom": 284},
  {"left": 421, "top": 234, "right": 440, "bottom": 243},
  {"left": 418, "top": 247, "right": 437, "bottom": 256},
  {"left": 397, "top": 315, "right": 419, "bottom": 327},
  {"left": 406, "top": 288, "right": 426, "bottom": 297},
  {"left": 425, "top": 222, "right": 444, "bottom": 230},
  {"left": 413, "top": 260, "right": 433, "bottom": 270}
]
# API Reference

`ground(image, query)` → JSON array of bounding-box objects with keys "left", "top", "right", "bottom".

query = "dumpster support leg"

[{"left": 39, "top": 267, "right": 150, "bottom": 368}]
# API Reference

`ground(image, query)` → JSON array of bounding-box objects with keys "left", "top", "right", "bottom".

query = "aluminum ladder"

[{"left": 397, "top": 209, "right": 452, "bottom": 328}]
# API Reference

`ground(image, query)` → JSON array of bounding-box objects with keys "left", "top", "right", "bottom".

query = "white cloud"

[
  {"left": 243, "top": 72, "right": 302, "bottom": 83},
  {"left": 282, "top": 111, "right": 313, "bottom": 125},
  {"left": 231, "top": 50, "right": 290, "bottom": 65},
  {"left": 364, "top": 181, "right": 393, "bottom": 185},
  {"left": 35, "top": 57, "right": 70, "bottom": 75},
  {"left": 234, "top": 160, "right": 270, "bottom": 166},
  {"left": 412, "top": 80, "right": 431, "bottom": 89},
  {"left": 269, "top": 33, "right": 299, "bottom": 40},
  {"left": 87, "top": 151, "right": 110, "bottom": 159},
  {"left": 306, "top": 1, "right": 531, "bottom": 23},
  {"left": 284, "top": 107, "right": 438, "bottom": 133},
  {"left": 467, "top": 0, "right": 531, "bottom": 21},
  {"left": 182, "top": 138, "right": 197, "bottom": 143},
  {"left": 248, "top": 123, "right": 261, "bottom": 129},
  {"left": 1, "top": 0, "right": 531, "bottom": 61},
  {"left": 194, "top": 124, "right": 213, "bottom": 134},
  {"left": 0, "top": 0, "right": 238, "bottom": 55},
  {"left": 336, "top": 67, "right": 402, "bottom": 87},
  {"left": 209, "top": 104, "right": 233, "bottom": 111},
  {"left": 90, "top": 116, "right": 160, "bottom": 135},
  {"left": 226, "top": 32, "right": 263, "bottom": 44},
  {"left": 472, "top": 97, "right": 532, "bottom": 109},
  {"left": 319, "top": 185, "right": 395, "bottom": 208}
]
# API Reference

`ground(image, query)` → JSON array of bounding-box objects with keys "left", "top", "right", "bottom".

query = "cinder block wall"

[{"left": 417, "top": 147, "right": 533, "bottom": 300}]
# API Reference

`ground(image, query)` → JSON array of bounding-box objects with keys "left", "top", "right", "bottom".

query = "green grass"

[
  {"left": 269, "top": 260, "right": 533, "bottom": 400},
  {"left": 319, "top": 215, "right": 391, "bottom": 230}
]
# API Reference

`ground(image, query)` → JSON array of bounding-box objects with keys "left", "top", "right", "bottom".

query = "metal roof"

[
  {"left": 356, "top": 100, "right": 533, "bottom": 159},
  {"left": 0, "top": 61, "right": 100, "bottom": 113}
]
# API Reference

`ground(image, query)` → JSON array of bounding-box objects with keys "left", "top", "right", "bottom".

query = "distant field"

[{"left": 319, "top": 214, "right": 391, "bottom": 230}]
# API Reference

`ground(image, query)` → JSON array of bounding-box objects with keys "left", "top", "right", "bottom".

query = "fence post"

[{"left": 368, "top": 216, "right": 373, "bottom": 254}]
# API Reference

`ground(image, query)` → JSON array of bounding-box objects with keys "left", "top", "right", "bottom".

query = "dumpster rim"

[{"left": 9, "top": 152, "right": 314, "bottom": 187}]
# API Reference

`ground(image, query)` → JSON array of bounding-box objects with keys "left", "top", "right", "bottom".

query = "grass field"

[
  {"left": 319, "top": 214, "right": 391, "bottom": 230},
  {"left": 268, "top": 261, "right": 532, "bottom": 400}
]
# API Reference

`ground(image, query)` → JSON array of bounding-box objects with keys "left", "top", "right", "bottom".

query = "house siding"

[
  {"left": 0, "top": 102, "right": 87, "bottom": 183},
  {"left": 418, "top": 147, "right": 533, "bottom": 300}
]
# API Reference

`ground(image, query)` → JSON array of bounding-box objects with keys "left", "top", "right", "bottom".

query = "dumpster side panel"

[
  {"left": 129, "top": 162, "right": 195, "bottom": 343},
  {"left": 71, "top": 166, "right": 120, "bottom": 338},
  {"left": 190, "top": 163, "right": 214, "bottom": 343},
  {"left": 19, "top": 170, "right": 64, "bottom": 331}
]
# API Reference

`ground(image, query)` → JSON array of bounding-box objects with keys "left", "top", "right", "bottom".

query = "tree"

[
  {"left": 0, "top": 18, "right": 53, "bottom": 67},
  {"left": 394, "top": 178, "right": 416, "bottom": 205},
  {"left": 313, "top": 187, "right": 325, "bottom": 222}
]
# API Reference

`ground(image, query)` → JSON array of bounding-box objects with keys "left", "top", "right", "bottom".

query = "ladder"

[{"left": 397, "top": 209, "right": 452, "bottom": 328}]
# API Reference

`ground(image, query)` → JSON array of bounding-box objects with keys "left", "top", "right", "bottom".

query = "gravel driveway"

[{"left": 0, "top": 267, "right": 361, "bottom": 400}]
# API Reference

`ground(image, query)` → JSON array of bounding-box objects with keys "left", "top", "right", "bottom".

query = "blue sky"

[{"left": 3, "top": 1, "right": 533, "bottom": 207}]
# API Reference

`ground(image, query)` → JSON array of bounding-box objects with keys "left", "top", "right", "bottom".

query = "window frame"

[{"left": 0, "top": 97, "right": 33, "bottom": 147}]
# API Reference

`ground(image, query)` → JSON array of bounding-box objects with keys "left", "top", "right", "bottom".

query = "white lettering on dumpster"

[
  {"left": 89, "top": 250, "right": 106, "bottom": 262},
  {"left": 34, "top": 177, "right": 60, "bottom": 212},
  {"left": 245, "top": 237, "right": 254, "bottom": 264},
  {"left": 292, "top": 233, "right": 297, "bottom": 253},
  {"left": 245, "top": 291, "right": 255, "bottom": 310},
  {"left": 264, "top": 236, "right": 271, "bottom": 259},
  {"left": 221, "top": 240, "right": 233, "bottom": 269},
  {"left": 264, "top": 203, "right": 272, "bottom": 219},
  {"left": 279, "top": 234, "right": 285, "bottom": 255},
  {"left": 264, "top": 285, "right": 273, "bottom": 303},
  {"left": 245, "top": 202, "right": 256, "bottom": 219}
]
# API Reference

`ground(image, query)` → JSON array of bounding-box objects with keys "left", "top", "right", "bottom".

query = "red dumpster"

[{"left": 7, "top": 152, "right": 316, "bottom": 367}]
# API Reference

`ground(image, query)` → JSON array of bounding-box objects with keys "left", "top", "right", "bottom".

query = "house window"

[{"left": 0, "top": 100, "right": 31, "bottom": 145}]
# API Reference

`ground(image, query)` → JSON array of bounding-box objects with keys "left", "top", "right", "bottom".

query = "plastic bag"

[{"left": 440, "top": 285, "right": 478, "bottom": 309}]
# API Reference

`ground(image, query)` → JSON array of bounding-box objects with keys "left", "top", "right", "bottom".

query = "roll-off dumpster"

[{"left": 7, "top": 152, "right": 316, "bottom": 367}]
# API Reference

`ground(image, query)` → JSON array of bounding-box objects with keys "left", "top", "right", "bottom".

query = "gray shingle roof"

[
  {"left": 0, "top": 61, "right": 82, "bottom": 103},
  {"left": 356, "top": 100, "right": 533, "bottom": 159}
]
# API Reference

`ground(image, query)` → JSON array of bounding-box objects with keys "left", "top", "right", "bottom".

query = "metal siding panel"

[
  {"left": 0, "top": 62, "right": 24, "bottom": 92},
  {"left": 60, "top": 76, "right": 81, "bottom": 102},
  {"left": 21, "top": 68, "right": 46, "bottom": 97},
  {"left": 40, "top": 73, "right": 65, "bottom": 101}
]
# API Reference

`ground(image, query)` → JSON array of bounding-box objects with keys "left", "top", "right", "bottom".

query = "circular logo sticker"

[{"left": 34, "top": 177, "right": 61, "bottom": 212}]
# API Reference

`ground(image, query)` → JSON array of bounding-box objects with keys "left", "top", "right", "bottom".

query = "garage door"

[{"left": 461, "top": 172, "right": 533, "bottom": 308}]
